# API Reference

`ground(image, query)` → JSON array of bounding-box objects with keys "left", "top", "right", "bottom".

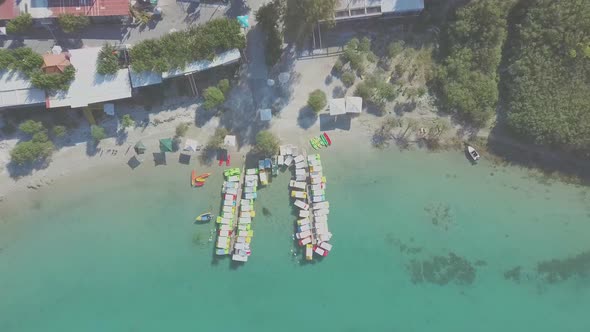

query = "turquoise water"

[{"left": 1, "top": 145, "right": 590, "bottom": 331}]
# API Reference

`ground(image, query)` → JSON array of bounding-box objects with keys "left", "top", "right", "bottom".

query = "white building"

[{"left": 335, "top": 0, "right": 424, "bottom": 21}]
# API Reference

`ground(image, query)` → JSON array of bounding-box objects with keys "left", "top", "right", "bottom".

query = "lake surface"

[{"left": 1, "top": 145, "right": 589, "bottom": 332}]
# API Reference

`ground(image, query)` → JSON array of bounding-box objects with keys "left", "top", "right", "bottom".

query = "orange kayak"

[
  {"left": 195, "top": 173, "right": 211, "bottom": 182},
  {"left": 191, "top": 170, "right": 198, "bottom": 187}
]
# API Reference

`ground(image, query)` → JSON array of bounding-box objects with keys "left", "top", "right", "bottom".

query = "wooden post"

[{"left": 82, "top": 107, "right": 97, "bottom": 125}]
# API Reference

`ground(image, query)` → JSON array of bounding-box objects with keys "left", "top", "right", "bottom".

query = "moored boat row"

[
  {"left": 232, "top": 168, "right": 259, "bottom": 262},
  {"left": 216, "top": 168, "right": 243, "bottom": 256},
  {"left": 307, "top": 154, "right": 333, "bottom": 258}
]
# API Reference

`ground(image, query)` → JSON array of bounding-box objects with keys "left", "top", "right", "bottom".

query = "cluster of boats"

[
  {"left": 257, "top": 158, "right": 278, "bottom": 185},
  {"left": 310, "top": 132, "right": 332, "bottom": 150},
  {"left": 215, "top": 168, "right": 243, "bottom": 256},
  {"left": 287, "top": 152, "right": 333, "bottom": 261},
  {"left": 232, "top": 168, "right": 259, "bottom": 262},
  {"left": 190, "top": 170, "right": 211, "bottom": 187}
]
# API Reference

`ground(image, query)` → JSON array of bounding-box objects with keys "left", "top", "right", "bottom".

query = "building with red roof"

[{"left": 2, "top": 0, "right": 129, "bottom": 21}]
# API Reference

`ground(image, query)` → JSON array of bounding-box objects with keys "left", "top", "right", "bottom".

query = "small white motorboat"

[{"left": 467, "top": 145, "right": 480, "bottom": 162}]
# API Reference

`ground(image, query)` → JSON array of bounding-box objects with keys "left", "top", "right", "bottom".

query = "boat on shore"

[
  {"left": 467, "top": 145, "right": 480, "bottom": 162},
  {"left": 195, "top": 212, "right": 213, "bottom": 223}
]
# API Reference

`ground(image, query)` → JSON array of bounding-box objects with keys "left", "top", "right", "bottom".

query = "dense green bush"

[
  {"left": 354, "top": 72, "right": 397, "bottom": 114},
  {"left": 175, "top": 122, "right": 190, "bottom": 137},
  {"left": 504, "top": 0, "right": 590, "bottom": 150},
  {"left": 91, "top": 125, "right": 106, "bottom": 142},
  {"left": 97, "top": 43, "right": 119, "bottom": 75},
  {"left": 19, "top": 120, "right": 45, "bottom": 135},
  {"left": 341, "top": 71, "right": 356, "bottom": 87},
  {"left": 0, "top": 48, "right": 43, "bottom": 75},
  {"left": 203, "top": 87, "right": 225, "bottom": 110},
  {"left": 332, "top": 58, "right": 344, "bottom": 73},
  {"left": 388, "top": 41, "right": 405, "bottom": 58},
  {"left": 30, "top": 65, "right": 76, "bottom": 91},
  {"left": 435, "top": 0, "right": 511, "bottom": 126},
  {"left": 6, "top": 14, "right": 33, "bottom": 34},
  {"left": 206, "top": 128, "right": 229, "bottom": 149},
  {"left": 52, "top": 125, "right": 67, "bottom": 137},
  {"left": 130, "top": 18, "right": 246, "bottom": 73},
  {"left": 10, "top": 140, "right": 54, "bottom": 165},
  {"left": 307, "top": 89, "right": 327, "bottom": 113},
  {"left": 218, "top": 79, "right": 230, "bottom": 95},
  {"left": 256, "top": 0, "right": 284, "bottom": 67},
  {"left": 121, "top": 114, "right": 134, "bottom": 128},
  {"left": 58, "top": 14, "right": 90, "bottom": 33},
  {"left": 255, "top": 130, "right": 280, "bottom": 156}
]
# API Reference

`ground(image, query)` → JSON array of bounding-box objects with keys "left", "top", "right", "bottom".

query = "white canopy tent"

[
  {"left": 329, "top": 98, "right": 346, "bottom": 116},
  {"left": 183, "top": 139, "right": 200, "bottom": 152},
  {"left": 345, "top": 96, "right": 362, "bottom": 114},
  {"left": 224, "top": 135, "right": 236, "bottom": 148}
]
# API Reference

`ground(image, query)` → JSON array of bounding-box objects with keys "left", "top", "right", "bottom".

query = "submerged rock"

[
  {"left": 536, "top": 250, "right": 590, "bottom": 283},
  {"left": 504, "top": 266, "right": 522, "bottom": 282},
  {"left": 407, "top": 252, "right": 476, "bottom": 286}
]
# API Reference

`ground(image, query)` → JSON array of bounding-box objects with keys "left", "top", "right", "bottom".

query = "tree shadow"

[
  {"left": 297, "top": 106, "right": 318, "bottom": 129},
  {"left": 226, "top": 0, "right": 250, "bottom": 17},
  {"left": 332, "top": 86, "right": 346, "bottom": 98},
  {"left": 86, "top": 140, "right": 99, "bottom": 156},
  {"left": 324, "top": 74, "right": 333, "bottom": 85},
  {"left": 116, "top": 129, "right": 128, "bottom": 146},
  {"left": 5, "top": 159, "right": 51, "bottom": 179},
  {"left": 393, "top": 100, "right": 417, "bottom": 116}
]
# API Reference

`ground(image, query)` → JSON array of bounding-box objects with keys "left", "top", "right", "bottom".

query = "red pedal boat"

[{"left": 323, "top": 132, "right": 332, "bottom": 146}]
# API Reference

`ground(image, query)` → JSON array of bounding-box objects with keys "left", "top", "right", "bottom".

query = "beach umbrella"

[
  {"left": 159, "top": 138, "right": 173, "bottom": 152},
  {"left": 51, "top": 45, "right": 62, "bottom": 55},
  {"left": 223, "top": 135, "right": 236, "bottom": 149},
  {"left": 237, "top": 15, "right": 249, "bottom": 29},
  {"left": 134, "top": 141, "right": 147, "bottom": 154},
  {"left": 278, "top": 72, "right": 290, "bottom": 84}
]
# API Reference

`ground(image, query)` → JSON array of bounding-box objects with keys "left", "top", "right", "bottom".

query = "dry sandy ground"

[{"left": 0, "top": 55, "right": 385, "bottom": 202}]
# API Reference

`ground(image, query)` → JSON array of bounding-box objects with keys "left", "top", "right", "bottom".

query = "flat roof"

[
  {"left": 129, "top": 70, "right": 163, "bottom": 88},
  {"left": 345, "top": 96, "right": 362, "bottom": 113},
  {"left": 47, "top": 47, "right": 132, "bottom": 109},
  {"left": 329, "top": 98, "right": 346, "bottom": 116},
  {"left": 0, "top": 70, "right": 46, "bottom": 109},
  {"left": 21, "top": 0, "right": 129, "bottom": 19},
  {"left": 162, "top": 49, "right": 241, "bottom": 79}
]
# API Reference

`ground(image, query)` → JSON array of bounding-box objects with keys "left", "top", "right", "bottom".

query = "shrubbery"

[
  {"left": 175, "top": 123, "right": 190, "bottom": 137},
  {"left": 504, "top": 0, "right": 590, "bottom": 150},
  {"left": 97, "top": 43, "right": 119, "bottom": 75},
  {"left": 307, "top": 89, "right": 327, "bottom": 113},
  {"left": 10, "top": 121, "right": 54, "bottom": 165},
  {"left": 341, "top": 71, "right": 355, "bottom": 87},
  {"left": 435, "top": 0, "right": 511, "bottom": 126},
  {"left": 130, "top": 18, "right": 246, "bottom": 73},
  {"left": 91, "top": 125, "right": 106, "bottom": 142},
  {"left": 203, "top": 87, "right": 225, "bottom": 110},
  {"left": 6, "top": 14, "right": 33, "bottom": 34},
  {"left": 52, "top": 125, "right": 67, "bottom": 137},
  {"left": 30, "top": 65, "right": 76, "bottom": 91},
  {"left": 206, "top": 128, "right": 229, "bottom": 149},
  {"left": 121, "top": 114, "right": 134, "bottom": 128},
  {"left": 255, "top": 130, "right": 280, "bottom": 156},
  {"left": 58, "top": 14, "right": 90, "bottom": 33},
  {"left": 19, "top": 120, "right": 45, "bottom": 135},
  {"left": 218, "top": 79, "right": 230, "bottom": 95},
  {"left": 354, "top": 72, "right": 397, "bottom": 114}
]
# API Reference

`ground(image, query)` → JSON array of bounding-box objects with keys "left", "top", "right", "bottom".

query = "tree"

[
  {"left": 19, "top": 120, "right": 45, "bottom": 135},
  {"left": 130, "top": 18, "right": 245, "bottom": 73},
  {"left": 203, "top": 87, "right": 225, "bottom": 110},
  {"left": 284, "top": 0, "right": 336, "bottom": 42},
  {"left": 256, "top": 0, "right": 284, "bottom": 67},
  {"left": 206, "top": 128, "right": 229, "bottom": 149},
  {"left": 121, "top": 114, "right": 134, "bottom": 128},
  {"left": 2, "top": 48, "right": 44, "bottom": 76},
  {"left": 354, "top": 73, "right": 398, "bottom": 114},
  {"left": 10, "top": 140, "right": 54, "bottom": 165},
  {"left": 341, "top": 71, "right": 355, "bottom": 87},
  {"left": 388, "top": 41, "right": 405, "bottom": 58},
  {"left": 52, "top": 125, "right": 67, "bottom": 137},
  {"left": 6, "top": 14, "right": 33, "bottom": 34},
  {"left": 30, "top": 65, "right": 76, "bottom": 91},
  {"left": 218, "top": 79, "right": 230, "bottom": 95},
  {"left": 97, "top": 43, "right": 119, "bottom": 75},
  {"left": 175, "top": 122, "right": 190, "bottom": 137},
  {"left": 91, "top": 125, "right": 106, "bottom": 142},
  {"left": 307, "top": 89, "right": 327, "bottom": 113},
  {"left": 255, "top": 131, "right": 280, "bottom": 156},
  {"left": 504, "top": 0, "right": 590, "bottom": 150},
  {"left": 58, "top": 14, "right": 90, "bottom": 33},
  {"left": 435, "top": 0, "right": 512, "bottom": 126}
]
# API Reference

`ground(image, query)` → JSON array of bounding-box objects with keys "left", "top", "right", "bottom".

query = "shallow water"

[{"left": 1, "top": 145, "right": 590, "bottom": 331}]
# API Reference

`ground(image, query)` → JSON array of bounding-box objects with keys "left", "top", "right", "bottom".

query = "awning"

[
  {"left": 134, "top": 141, "right": 146, "bottom": 154},
  {"left": 259, "top": 109, "right": 272, "bottom": 121},
  {"left": 329, "top": 98, "right": 346, "bottom": 116},
  {"left": 159, "top": 138, "right": 173, "bottom": 152},
  {"left": 224, "top": 135, "right": 236, "bottom": 148},
  {"left": 345, "top": 96, "right": 362, "bottom": 114},
  {"left": 237, "top": 15, "right": 249, "bottom": 28}
]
